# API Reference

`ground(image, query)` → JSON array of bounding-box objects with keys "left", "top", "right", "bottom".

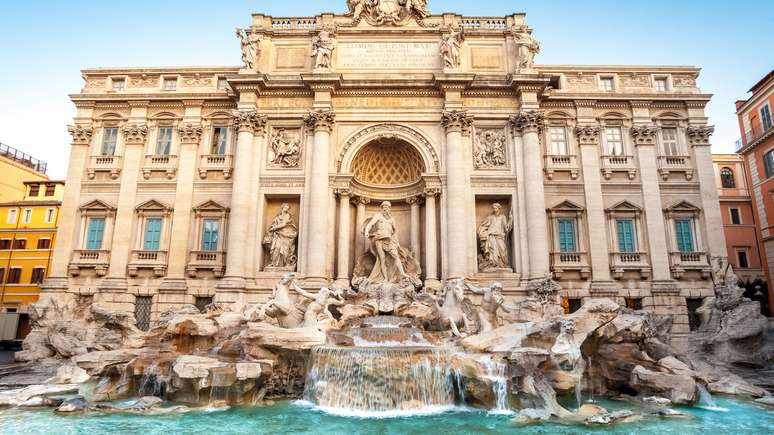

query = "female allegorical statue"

[{"left": 264, "top": 203, "right": 298, "bottom": 271}]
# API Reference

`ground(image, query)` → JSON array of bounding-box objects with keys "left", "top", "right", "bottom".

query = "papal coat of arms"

[{"left": 347, "top": 0, "right": 430, "bottom": 26}]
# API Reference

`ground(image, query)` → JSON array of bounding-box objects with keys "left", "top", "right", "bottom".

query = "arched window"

[{"left": 720, "top": 167, "right": 736, "bottom": 189}]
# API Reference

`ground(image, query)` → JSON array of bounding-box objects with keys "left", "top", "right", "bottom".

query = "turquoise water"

[{"left": 0, "top": 397, "right": 771, "bottom": 435}]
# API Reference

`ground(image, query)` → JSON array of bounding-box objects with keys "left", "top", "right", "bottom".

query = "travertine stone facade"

[{"left": 44, "top": 2, "right": 725, "bottom": 348}]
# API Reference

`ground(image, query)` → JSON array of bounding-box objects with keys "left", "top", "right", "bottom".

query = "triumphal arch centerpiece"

[{"left": 45, "top": 0, "right": 726, "bottom": 349}]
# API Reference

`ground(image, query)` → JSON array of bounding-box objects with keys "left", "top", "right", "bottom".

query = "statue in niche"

[
  {"left": 269, "top": 129, "right": 301, "bottom": 167},
  {"left": 311, "top": 26, "right": 336, "bottom": 71},
  {"left": 236, "top": 28, "right": 261, "bottom": 70},
  {"left": 293, "top": 285, "right": 346, "bottom": 329},
  {"left": 440, "top": 28, "right": 464, "bottom": 70},
  {"left": 514, "top": 26, "right": 540, "bottom": 71},
  {"left": 474, "top": 130, "right": 507, "bottom": 168},
  {"left": 477, "top": 203, "right": 514, "bottom": 271},
  {"left": 466, "top": 281, "right": 511, "bottom": 333},
  {"left": 263, "top": 204, "right": 298, "bottom": 271}
]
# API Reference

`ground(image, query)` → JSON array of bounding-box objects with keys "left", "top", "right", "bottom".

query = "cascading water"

[
  {"left": 478, "top": 357, "right": 510, "bottom": 414},
  {"left": 303, "top": 346, "right": 456, "bottom": 416},
  {"left": 697, "top": 384, "right": 728, "bottom": 412}
]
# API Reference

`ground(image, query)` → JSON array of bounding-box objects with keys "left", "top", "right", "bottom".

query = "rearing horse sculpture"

[{"left": 418, "top": 278, "right": 476, "bottom": 337}]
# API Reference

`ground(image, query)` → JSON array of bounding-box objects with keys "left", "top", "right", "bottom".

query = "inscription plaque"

[{"left": 337, "top": 41, "right": 440, "bottom": 70}]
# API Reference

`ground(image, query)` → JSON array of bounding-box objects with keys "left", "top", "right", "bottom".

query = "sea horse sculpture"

[{"left": 418, "top": 278, "right": 476, "bottom": 337}]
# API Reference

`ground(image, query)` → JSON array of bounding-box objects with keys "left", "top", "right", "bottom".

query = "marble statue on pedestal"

[
  {"left": 514, "top": 26, "right": 540, "bottom": 71},
  {"left": 263, "top": 204, "right": 298, "bottom": 271},
  {"left": 311, "top": 27, "right": 336, "bottom": 71},
  {"left": 440, "top": 28, "right": 464, "bottom": 70},
  {"left": 477, "top": 203, "right": 513, "bottom": 271},
  {"left": 236, "top": 28, "right": 261, "bottom": 70}
]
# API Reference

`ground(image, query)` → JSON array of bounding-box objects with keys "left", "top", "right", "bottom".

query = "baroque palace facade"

[{"left": 45, "top": 2, "right": 725, "bottom": 346}]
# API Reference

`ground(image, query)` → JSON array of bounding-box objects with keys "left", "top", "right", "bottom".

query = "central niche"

[{"left": 351, "top": 138, "right": 425, "bottom": 186}]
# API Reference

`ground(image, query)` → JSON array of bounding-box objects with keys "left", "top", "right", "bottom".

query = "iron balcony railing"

[
  {"left": 0, "top": 142, "right": 47, "bottom": 174},
  {"left": 741, "top": 121, "right": 774, "bottom": 148}
]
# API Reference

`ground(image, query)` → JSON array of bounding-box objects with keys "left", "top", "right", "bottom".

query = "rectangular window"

[
  {"left": 655, "top": 78, "right": 668, "bottom": 92},
  {"left": 762, "top": 104, "right": 773, "bottom": 131},
  {"left": 211, "top": 127, "right": 228, "bottom": 155},
  {"left": 111, "top": 78, "right": 125, "bottom": 92},
  {"left": 730, "top": 208, "right": 742, "bottom": 225},
  {"left": 13, "top": 239, "right": 26, "bottom": 250},
  {"left": 6, "top": 209, "right": 17, "bottom": 224},
  {"left": 0, "top": 240, "right": 10, "bottom": 250},
  {"left": 37, "top": 238, "right": 51, "bottom": 250},
  {"left": 163, "top": 77, "right": 177, "bottom": 91},
  {"left": 661, "top": 128, "right": 680, "bottom": 156},
  {"left": 616, "top": 219, "right": 636, "bottom": 253},
  {"left": 101, "top": 127, "right": 118, "bottom": 156},
  {"left": 135, "top": 296, "right": 153, "bottom": 332},
  {"left": 28, "top": 184, "right": 40, "bottom": 197},
  {"left": 86, "top": 218, "right": 106, "bottom": 250},
  {"left": 549, "top": 127, "right": 569, "bottom": 155},
  {"left": 765, "top": 150, "right": 774, "bottom": 179},
  {"left": 599, "top": 77, "right": 614, "bottom": 91},
  {"left": 562, "top": 297, "right": 582, "bottom": 314},
  {"left": 557, "top": 218, "right": 577, "bottom": 253},
  {"left": 143, "top": 218, "right": 162, "bottom": 251},
  {"left": 30, "top": 267, "right": 45, "bottom": 284},
  {"left": 155, "top": 127, "right": 173, "bottom": 155},
  {"left": 7, "top": 268, "right": 21, "bottom": 284},
  {"left": 44, "top": 184, "right": 56, "bottom": 196},
  {"left": 605, "top": 127, "right": 624, "bottom": 156},
  {"left": 674, "top": 219, "right": 695, "bottom": 252},
  {"left": 45, "top": 208, "right": 56, "bottom": 224},
  {"left": 737, "top": 250, "right": 750, "bottom": 269},
  {"left": 201, "top": 219, "right": 220, "bottom": 251},
  {"left": 625, "top": 298, "right": 643, "bottom": 310},
  {"left": 22, "top": 209, "right": 32, "bottom": 224},
  {"left": 195, "top": 297, "right": 213, "bottom": 313},
  {"left": 217, "top": 77, "right": 229, "bottom": 90},
  {"left": 0, "top": 268, "right": 4, "bottom": 284}
]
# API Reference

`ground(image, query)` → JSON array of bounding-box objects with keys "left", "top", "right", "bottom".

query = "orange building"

[{"left": 735, "top": 70, "right": 774, "bottom": 315}]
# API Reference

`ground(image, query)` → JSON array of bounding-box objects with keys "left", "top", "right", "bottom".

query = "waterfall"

[
  {"left": 586, "top": 356, "right": 596, "bottom": 403},
  {"left": 575, "top": 380, "right": 582, "bottom": 410},
  {"left": 696, "top": 384, "right": 727, "bottom": 412},
  {"left": 303, "top": 346, "right": 456, "bottom": 416},
  {"left": 478, "top": 356, "right": 511, "bottom": 414},
  {"left": 137, "top": 364, "right": 165, "bottom": 398}
]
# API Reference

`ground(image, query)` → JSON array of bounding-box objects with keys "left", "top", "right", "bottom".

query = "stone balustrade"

[
  {"left": 543, "top": 154, "right": 579, "bottom": 180},
  {"left": 142, "top": 155, "right": 178, "bottom": 180},
  {"left": 198, "top": 154, "right": 233, "bottom": 179},
  {"left": 550, "top": 252, "right": 591, "bottom": 279},
  {"left": 609, "top": 252, "right": 651, "bottom": 279},
  {"left": 69, "top": 250, "right": 110, "bottom": 277},
  {"left": 87, "top": 155, "right": 122, "bottom": 180},
  {"left": 657, "top": 155, "right": 694, "bottom": 181},
  {"left": 600, "top": 155, "right": 637, "bottom": 180},
  {"left": 187, "top": 251, "right": 226, "bottom": 278},
  {"left": 128, "top": 250, "right": 169, "bottom": 277}
]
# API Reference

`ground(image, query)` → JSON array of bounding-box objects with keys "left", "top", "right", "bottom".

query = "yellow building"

[
  {"left": 0, "top": 142, "right": 49, "bottom": 203},
  {"left": 0, "top": 180, "right": 64, "bottom": 315}
]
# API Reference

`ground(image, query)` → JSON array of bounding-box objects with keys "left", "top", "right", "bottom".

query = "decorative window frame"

[
  {"left": 192, "top": 200, "right": 230, "bottom": 252},
  {"left": 202, "top": 112, "right": 235, "bottom": 156},
  {"left": 92, "top": 114, "right": 127, "bottom": 157},
  {"left": 605, "top": 200, "right": 644, "bottom": 253},
  {"left": 542, "top": 113, "right": 579, "bottom": 180},
  {"left": 77, "top": 199, "right": 117, "bottom": 250},
  {"left": 664, "top": 200, "right": 704, "bottom": 253},
  {"left": 147, "top": 113, "right": 181, "bottom": 156},
  {"left": 547, "top": 200, "right": 586, "bottom": 253},
  {"left": 652, "top": 74, "right": 671, "bottom": 92},
  {"left": 597, "top": 113, "right": 637, "bottom": 180},
  {"left": 597, "top": 74, "right": 618, "bottom": 92},
  {"left": 134, "top": 200, "right": 173, "bottom": 252}
]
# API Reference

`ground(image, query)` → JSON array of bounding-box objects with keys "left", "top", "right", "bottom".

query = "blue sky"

[{"left": 0, "top": 0, "right": 772, "bottom": 179}]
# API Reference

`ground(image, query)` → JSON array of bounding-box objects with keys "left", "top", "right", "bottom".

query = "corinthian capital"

[
  {"left": 686, "top": 125, "right": 715, "bottom": 146},
  {"left": 122, "top": 123, "right": 149, "bottom": 145},
  {"left": 441, "top": 110, "right": 473, "bottom": 135},
  {"left": 574, "top": 124, "right": 600, "bottom": 145},
  {"left": 304, "top": 109, "right": 336, "bottom": 133},
  {"left": 630, "top": 125, "right": 659, "bottom": 146},
  {"left": 67, "top": 124, "right": 93, "bottom": 145},
  {"left": 177, "top": 123, "right": 204, "bottom": 144},
  {"left": 232, "top": 110, "right": 268, "bottom": 135},
  {"left": 509, "top": 110, "right": 544, "bottom": 135}
]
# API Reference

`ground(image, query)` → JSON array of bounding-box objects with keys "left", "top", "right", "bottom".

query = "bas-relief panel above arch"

[{"left": 336, "top": 123, "right": 440, "bottom": 175}]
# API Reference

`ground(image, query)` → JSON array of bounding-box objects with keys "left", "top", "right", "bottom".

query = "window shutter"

[
  {"left": 144, "top": 218, "right": 162, "bottom": 251},
  {"left": 558, "top": 219, "right": 576, "bottom": 252},
  {"left": 675, "top": 219, "right": 694, "bottom": 252},
  {"left": 87, "top": 218, "right": 105, "bottom": 250}
]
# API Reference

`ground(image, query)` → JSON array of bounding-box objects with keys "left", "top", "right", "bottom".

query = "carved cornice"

[
  {"left": 232, "top": 110, "right": 268, "bottom": 135},
  {"left": 304, "top": 109, "right": 336, "bottom": 133},
  {"left": 630, "top": 125, "right": 659, "bottom": 146},
  {"left": 177, "top": 123, "right": 204, "bottom": 144},
  {"left": 121, "top": 123, "right": 149, "bottom": 145},
  {"left": 68, "top": 125, "right": 94, "bottom": 145},
  {"left": 574, "top": 124, "right": 600, "bottom": 145},
  {"left": 573, "top": 100, "right": 597, "bottom": 109},
  {"left": 686, "top": 125, "right": 715, "bottom": 146},
  {"left": 509, "top": 110, "right": 545, "bottom": 135},
  {"left": 629, "top": 100, "right": 653, "bottom": 109},
  {"left": 441, "top": 110, "right": 474, "bottom": 135}
]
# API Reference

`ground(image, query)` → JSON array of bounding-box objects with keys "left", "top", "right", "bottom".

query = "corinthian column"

[
  {"left": 442, "top": 110, "right": 474, "bottom": 279},
  {"left": 408, "top": 195, "right": 422, "bottom": 261},
  {"left": 424, "top": 188, "right": 440, "bottom": 289},
  {"left": 510, "top": 111, "right": 550, "bottom": 279},
  {"left": 304, "top": 109, "right": 336, "bottom": 280},
  {"left": 688, "top": 126, "right": 726, "bottom": 259},
  {"left": 336, "top": 188, "right": 352, "bottom": 285},
  {"left": 353, "top": 196, "right": 370, "bottom": 261},
  {"left": 48, "top": 125, "right": 93, "bottom": 284},
  {"left": 223, "top": 110, "right": 266, "bottom": 284}
]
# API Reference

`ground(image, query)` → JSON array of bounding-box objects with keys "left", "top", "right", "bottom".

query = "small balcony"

[
  {"left": 669, "top": 251, "right": 711, "bottom": 279},
  {"left": 128, "top": 250, "right": 168, "bottom": 277},
  {"left": 600, "top": 155, "right": 637, "bottom": 180},
  {"left": 657, "top": 155, "right": 694, "bottom": 181},
  {"left": 199, "top": 154, "right": 233, "bottom": 179},
  {"left": 544, "top": 154, "right": 579, "bottom": 180},
  {"left": 142, "top": 155, "right": 178, "bottom": 180},
  {"left": 550, "top": 252, "right": 591, "bottom": 279},
  {"left": 610, "top": 252, "right": 651, "bottom": 279},
  {"left": 69, "top": 250, "right": 110, "bottom": 277},
  {"left": 87, "top": 155, "right": 122, "bottom": 180},
  {"left": 187, "top": 251, "right": 226, "bottom": 278}
]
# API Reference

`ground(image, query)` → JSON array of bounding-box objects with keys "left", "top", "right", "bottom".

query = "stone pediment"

[
  {"left": 193, "top": 200, "right": 229, "bottom": 213},
  {"left": 548, "top": 200, "right": 584, "bottom": 212},
  {"left": 135, "top": 199, "right": 172, "bottom": 212},
  {"left": 664, "top": 200, "right": 701, "bottom": 213},
  {"left": 79, "top": 199, "right": 116, "bottom": 212},
  {"left": 606, "top": 200, "right": 642, "bottom": 213}
]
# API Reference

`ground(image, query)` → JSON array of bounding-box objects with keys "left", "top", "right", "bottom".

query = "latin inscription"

[{"left": 337, "top": 42, "right": 440, "bottom": 70}]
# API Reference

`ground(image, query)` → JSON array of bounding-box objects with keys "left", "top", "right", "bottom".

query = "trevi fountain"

[{"left": 1, "top": 1, "right": 773, "bottom": 434}]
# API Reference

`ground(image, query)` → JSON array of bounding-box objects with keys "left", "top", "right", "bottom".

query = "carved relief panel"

[
  {"left": 473, "top": 128, "right": 508, "bottom": 170},
  {"left": 268, "top": 127, "right": 303, "bottom": 169}
]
